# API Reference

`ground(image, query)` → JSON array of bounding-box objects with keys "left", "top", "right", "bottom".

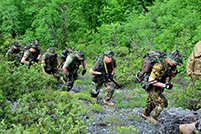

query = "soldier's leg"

[
  {"left": 90, "top": 77, "right": 104, "bottom": 98},
  {"left": 104, "top": 81, "right": 115, "bottom": 101},
  {"left": 66, "top": 73, "right": 74, "bottom": 92},
  {"left": 53, "top": 69, "right": 60, "bottom": 81},
  {"left": 143, "top": 93, "right": 156, "bottom": 116},
  {"left": 103, "top": 81, "right": 115, "bottom": 106},
  {"left": 151, "top": 92, "right": 167, "bottom": 120}
]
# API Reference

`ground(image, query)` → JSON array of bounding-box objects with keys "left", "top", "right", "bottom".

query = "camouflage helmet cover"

[
  {"left": 14, "top": 42, "right": 21, "bottom": 48},
  {"left": 167, "top": 50, "right": 183, "bottom": 66},
  {"left": 76, "top": 50, "right": 85, "bottom": 60},
  {"left": 104, "top": 50, "right": 115, "bottom": 58},
  {"left": 47, "top": 47, "right": 56, "bottom": 56},
  {"left": 31, "top": 45, "right": 38, "bottom": 50}
]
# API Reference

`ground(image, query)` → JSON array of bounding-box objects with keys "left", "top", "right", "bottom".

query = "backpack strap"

[{"left": 103, "top": 58, "right": 114, "bottom": 74}]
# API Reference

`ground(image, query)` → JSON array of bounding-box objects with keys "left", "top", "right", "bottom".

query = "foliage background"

[{"left": 0, "top": 0, "right": 201, "bottom": 132}]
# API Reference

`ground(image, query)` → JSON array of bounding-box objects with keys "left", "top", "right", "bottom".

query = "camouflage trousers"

[
  {"left": 143, "top": 87, "right": 168, "bottom": 120},
  {"left": 90, "top": 76, "right": 115, "bottom": 101},
  {"left": 63, "top": 73, "right": 78, "bottom": 91},
  {"left": 45, "top": 68, "right": 60, "bottom": 79}
]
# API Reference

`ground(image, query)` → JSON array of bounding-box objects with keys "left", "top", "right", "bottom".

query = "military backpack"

[{"left": 136, "top": 50, "right": 167, "bottom": 91}]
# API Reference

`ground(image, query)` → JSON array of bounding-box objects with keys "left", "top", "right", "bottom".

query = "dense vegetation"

[{"left": 0, "top": 0, "right": 201, "bottom": 132}]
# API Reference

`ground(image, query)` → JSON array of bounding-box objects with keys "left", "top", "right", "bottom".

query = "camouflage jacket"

[
  {"left": 63, "top": 52, "right": 83, "bottom": 73},
  {"left": 42, "top": 52, "right": 58, "bottom": 71},
  {"left": 186, "top": 41, "right": 201, "bottom": 80},
  {"left": 7, "top": 46, "right": 20, "bottom": 54}
]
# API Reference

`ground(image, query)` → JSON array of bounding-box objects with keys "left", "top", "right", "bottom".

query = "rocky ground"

[{"left": 63, "top": 74, "right": 201, "bottom": 134}]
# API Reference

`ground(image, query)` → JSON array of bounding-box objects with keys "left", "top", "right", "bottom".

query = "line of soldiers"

[
  {"left": 5, "top": 39, "right": 201, "bottom": 133},
  {"left": 5, "top": 42, "right": 117, "bottom": 106}
]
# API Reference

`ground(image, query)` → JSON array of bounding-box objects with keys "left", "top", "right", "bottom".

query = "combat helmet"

[
  {"left": 47, "top": 47, "right": 56, "bottom": 56},
  {"left": 76, "top": 50, "right": 85, "bottom": 60},
  {"left": 167, "top": 50, "right": 183, "bottom": 65},
  {"left": 14, "top": 42, "right": 21, "bottom": 48},
  {"left": 104, "top": 50, "right": 115, "bottom": 58}
]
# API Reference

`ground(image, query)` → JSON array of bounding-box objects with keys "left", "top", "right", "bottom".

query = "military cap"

[
  {"left": 76, "top": 50, "right": 85, "bottom": 60},
  {"left": 47, "top": 47, "right": 56, "bottom": 56},
  {"left": 14, "top": 42, "right": 21, "bottom": 48},
  {"left": 31, "top": 45, "right": 38, "bottom": 49},
  {"left": 167, "top": 50, "right": 183, "bottom": 66},
  {"left": 104, "top": 50, "right": 114, "bottom": 58}
]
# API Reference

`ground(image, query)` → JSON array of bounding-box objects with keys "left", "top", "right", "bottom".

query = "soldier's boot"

[
  {"left": 142, "top": 113, "right": 158, "bottom": 124},
  {"left": 179, "top": 123, "right": 196, "bottom": 134},
  {"left": 103, "top": 99, "right": 114, "bottom": 106},
  {"left": 61, "top": 77, "right": 67, "bottom": 84}
]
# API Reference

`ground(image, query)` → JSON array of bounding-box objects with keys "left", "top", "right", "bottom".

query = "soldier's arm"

[
  {"left": 89, "top": 61, "right": 101, "bottom": 75},
  {"left": 62, "top": 55, "right": 73, "bottom": 75},
  {"left": 82, "top": 60, "right": 86, "bottom": 70},
  {"left": 37, "top": 54, "right": 41, "bottom": 60},
  {"left": 148, "top": 63, "right": 166, "bottom": 88},
  {"left": 41, "top": 57, "right": 47, "bottom": 74}
]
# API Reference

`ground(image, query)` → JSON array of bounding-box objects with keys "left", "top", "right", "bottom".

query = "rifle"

[
  {"left": 28, "top": 59, "right": 34, "bottom": 69},
  {"left": 158, "top": 69, "right": 180, "bottom": 83}
]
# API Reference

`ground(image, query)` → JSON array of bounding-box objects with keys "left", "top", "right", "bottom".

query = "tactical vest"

[
  {"left": 44, "top": 53, "right": 58, "bottom": 71},
  {"left": 186, "top": 41, "right": 201, "bottom": 80}
]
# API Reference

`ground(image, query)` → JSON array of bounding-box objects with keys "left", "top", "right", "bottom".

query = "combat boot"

[
  {"left": 103, "top": 100, "right": 114, "bottom": 106},
  {"left": 61, "top": 77, "right": 67, "bottom": 84},
  {"left": 142, "top": 113, "right": 158, "bottom": 124},
  {"left": 179, "top": 122, "right": 196, "bottom": 134}
]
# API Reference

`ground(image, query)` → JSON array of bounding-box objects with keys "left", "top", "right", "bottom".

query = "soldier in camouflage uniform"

[
  {"left": 41, "top": 47, "right": 61, "bottom": 79},
  {"left": 59, "top": 48, "right": 69, "bottom": 68},
  {"left": 142, "top": 50, "right": 183, "bottom": 123},
  {"left": 89, "top": 50, "right": 117, "bottom": 106},
  {"left": 21, "top": 45, "right": 39, "bottom": 65},
  {"left": 5, "top": 42, "right": 21, "bottom": 58},
  {"left": 62, "top": 50, "right": 86, "bottom": 93}
]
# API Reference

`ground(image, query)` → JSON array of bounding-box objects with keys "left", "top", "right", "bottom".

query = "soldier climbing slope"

[
  {"left": 5, "top": 42, "right": 21, "bottom": 58},
  {"left": 179, "top": 41, "right": 201, "bottom": 134},
  {"left": 89, "top": 50, "right": 117, "bottom": 106},
  {"left": 62, "top": 50, "right": 86, "bottom": 93},
  {"left": 136, "top": 49, "right": 183, "bottom": 123},
  {"left": 41, "top": 47, "right": 61, "bottom": 80}
]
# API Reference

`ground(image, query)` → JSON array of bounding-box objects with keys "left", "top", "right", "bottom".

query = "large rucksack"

[
  {"left": 136, "top": 50, "right": 167, "bottom": 90},
  {"left": 186, "top": 41, "right": 201, "bottom": 80}
]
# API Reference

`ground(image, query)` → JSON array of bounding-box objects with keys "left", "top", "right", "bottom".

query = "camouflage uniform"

[
  {"left": 63, "top": 50, "right": 85, "bottom": 91},
  {"left": 6, "top": 42, "right": 21, "bottom": 56},
  {"left": 42, "top": 47, "right": 59, "bottom": 78},
  {"left": 90, "top": 50, "right": 117, "bottom": 101},
  {"left": 60, "top": 49, "right": 69, "bottom": 68},
  {"left": 142, "top": 50, "right": 183, "bottom": 121}
]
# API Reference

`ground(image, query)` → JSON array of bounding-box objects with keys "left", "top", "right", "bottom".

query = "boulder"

[{"left": 155, "top": 107, "right": 198, "bottom": 134}]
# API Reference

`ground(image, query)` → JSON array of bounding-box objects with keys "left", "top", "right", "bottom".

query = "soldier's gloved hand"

[
  {"left": 35, "top": 59, "right": 39, "bottom": 63},
  {"left": 82, "top": 69, "right": 86, "bottom": 75},
  {"left": 165, "top": 83, "right": 173, "bottom": 89},
  {"left": 29, "top": 59, "right": 34, "bottom": 63},
  {"left": 109, "top": 74, "right": 113, "bottom": 79},
  {"left": 101, "top": 72, "right": 109, "bottom": 78}
]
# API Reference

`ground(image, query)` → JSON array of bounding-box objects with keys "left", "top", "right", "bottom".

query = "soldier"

[
  {"left": 10, "top": 29, "right": 18, "bottom": 39},
  {"left": 41, "top": 47, "right": 61, "bottom": 80},
  {"left": 89, "top": 50, "right": 117, "bottom": 106},
  {"left": 140, "top": 50, "right": 183, "bottom": 123},
  {"left": 59, "top": 47, "right": 69, "bottom": 68},
  {"left": 62, "top": 50, "right": 86, "bottom": 93},
  {"left": 179, "top": 119, "right": 201, "bottom": 134},
  {"left": 179, "top": 41, "right": 201, "bottom": 134},
  {"left": 5, "top": 42, "right": 21, "bottom": 58},
  {"left": 21, "top": 45, "right": 39, "bottom": 65}
]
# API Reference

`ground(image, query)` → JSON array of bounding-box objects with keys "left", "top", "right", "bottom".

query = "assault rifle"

[{"left": 158, "top": 70, "right": 180, "bottom": 83}]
